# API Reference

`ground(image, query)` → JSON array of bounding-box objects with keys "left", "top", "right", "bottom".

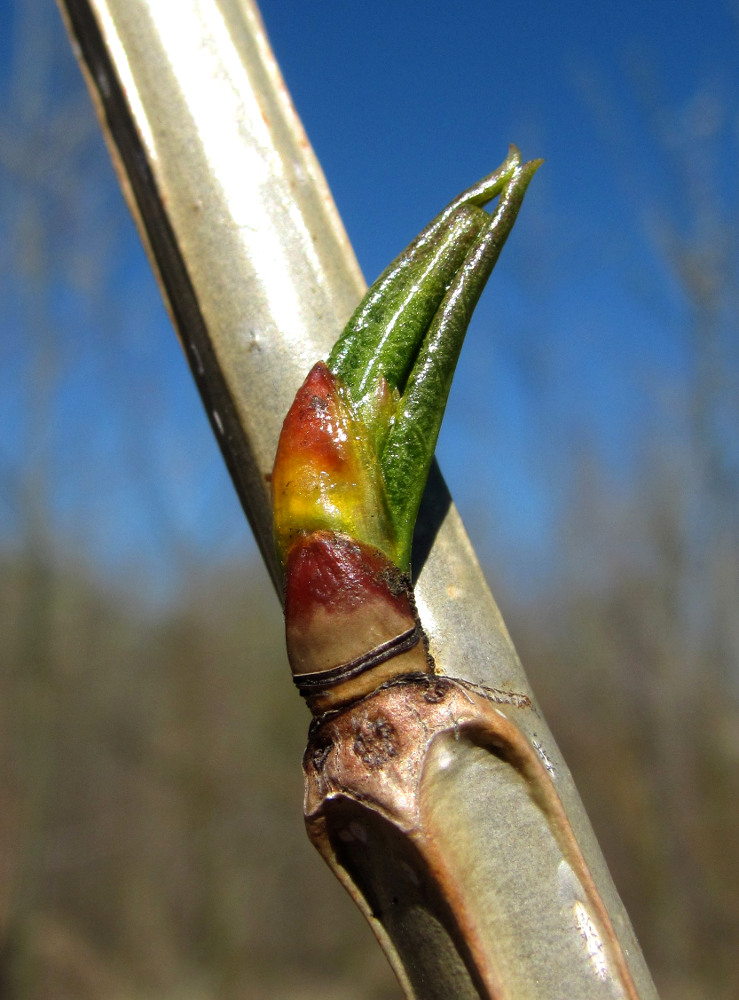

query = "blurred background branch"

[{"left": 1, "top": 0, "right": 737, "bottom": 997}]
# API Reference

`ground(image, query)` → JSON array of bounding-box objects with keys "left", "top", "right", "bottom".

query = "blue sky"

[
  {"left": 259, "top": 0, "right": 737, "bottom": 586},
  {"left": 262, "top": 0, "right": 737, "bottom": 264},
  {"left": 1, "top": 0, "right": 736, "bottom": 602}
]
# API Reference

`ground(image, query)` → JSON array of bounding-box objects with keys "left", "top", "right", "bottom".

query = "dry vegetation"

[{"left": 0, "top": 555, "right": 401, "bottom": 999}]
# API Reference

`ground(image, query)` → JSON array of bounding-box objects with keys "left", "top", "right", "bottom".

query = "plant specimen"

[
  {"left": 57, "top": 0, "right": 660, "bottom": 987},
  {"left": 271, "top": 147, "right": 643, "bottom": 999}
]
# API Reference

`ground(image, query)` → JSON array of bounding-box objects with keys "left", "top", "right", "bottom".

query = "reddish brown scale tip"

[
  {"left": 272, "top": 363, "right": 396, "bottom": 565},
  {"left": 278, "top": 363, "right": 349, "bottom": 474}
]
